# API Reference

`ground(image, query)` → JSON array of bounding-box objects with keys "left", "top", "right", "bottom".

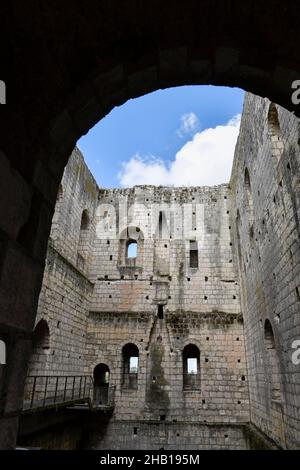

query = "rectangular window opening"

[
  {"left": 187, "top": 357, "right": 198, "bottom": 375},
  {"left": 129, "top": 356, "right": 138, "bottom": 373}
]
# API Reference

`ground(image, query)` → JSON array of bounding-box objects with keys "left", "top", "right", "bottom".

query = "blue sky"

[{"left": 77, "top": 85, "right": 244, "bottom": 188}]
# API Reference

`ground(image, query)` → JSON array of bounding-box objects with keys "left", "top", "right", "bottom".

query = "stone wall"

[
  {"left": 87, "top": 311, "right": 248, "bottom": 424},
  {"left": 25, "top": 148, "right": 98, "bottom": 386},
  {"left": 84, "top": 420, "right": 250, "bottom": 450},
  {"left": 24, "top": 92, "right": 300, "bottom": 448},
  {"left": 230, "top": 93, "right": 300, "bottom": 449},
  {"left": 2, "top": 1, "right": 300, "bottom": 450},
  {"left": 90, "top": 185, "right": 241, "bottom": 314},
  {"left": 86, "top": 184, "right": 249, "bottom": 427},
  {"left": 24, "top": 152, "right": 250, "bottom": 448}
]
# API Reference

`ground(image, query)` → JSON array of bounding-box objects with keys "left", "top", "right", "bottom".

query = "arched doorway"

[{"left": 93, "top": 363, "right": 110, "bottom": 405}]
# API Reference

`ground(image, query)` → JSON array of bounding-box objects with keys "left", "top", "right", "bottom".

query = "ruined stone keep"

[
  {"left": 16, "top": 93, "right": 300, "bottom": 449},
  {"left": 3, "top": 1, "right": 300, "bottom": 451}
]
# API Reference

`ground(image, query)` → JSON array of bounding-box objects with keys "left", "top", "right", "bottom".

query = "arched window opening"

[
  {"left": 127, "top": 240, "right": 137, "bottom": 259},
  {"left": 244, "top": 167, "right": 254, "bottom": 234},
  {"left": 80, "top": 209, "right": 90, "bottom": 230},
  {"left": 0, "top": 339, "right": 6, "bottom": 365},
  {"left": 77, "top": 209, "right": 90, "bottom": 270},
  {"left": 23, "top": 320, "right": 50, "bottom": 402},
  {"left": 244, "top": 167, "right": 251, "bottom": 188},
  {"left": 122, "top": 343, "right": 139, "bottom": 389},
  {"left": 268, "top": 103, "right": 284, "bottom": 162},
  {"left": 32, "top": 319, "right": 50, "bottom": 351},
  {"left": 119, "top": 227, "right": 143, "bottom": 269},
  {"left": 183, "top": 344, "right": 200, "bottom": 390},
  {"left": 264, "top": 319, "right": 281, "bottom": 402},
  {"left": 93, "top": 363, "right": 110, "bottom": 405},
  {"left": 26, "top": 319, "right": 50, "bottom": 380},
  {"left": 189, "top": 240, "right": 199, "bottom": 268}
]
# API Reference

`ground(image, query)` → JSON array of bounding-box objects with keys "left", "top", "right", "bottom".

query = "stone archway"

[{"left": 1, "top": 1, "right": 300, "bottom": 449}]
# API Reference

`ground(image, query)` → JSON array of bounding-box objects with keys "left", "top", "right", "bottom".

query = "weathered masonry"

[
  {"left": 2, "top": 1, "right": 300, "bottom": 451},
  {"left": 230, "top": 94, "right": 300, "bottom": 449},
  {"left": 20, "top": 148, "right": 249, "bottom": 449},
  {"left": 17, "top": 92, "right": 300, "bottom": 449}
]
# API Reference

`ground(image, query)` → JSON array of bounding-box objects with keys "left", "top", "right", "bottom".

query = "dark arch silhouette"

[
  {"left": 80, "top": 210, "right": 90, "bottom": 230},
  {"left": 244, "top": 168, "right": 251, "bottom": 188},
  {"left": 264, "top": 319, "right": 282, "bottom": 402},
  {"left": 25, "top": 319, "right": 50, "bottom": 382},
  {"left": 93, "top": 363, "right": 110, "bottom": 385},
  {"left": 267, "top": 103, "right": 284, "bottom": 162},
  {"left": 32, "top": 319, "right": 50, "bottom": 350}
]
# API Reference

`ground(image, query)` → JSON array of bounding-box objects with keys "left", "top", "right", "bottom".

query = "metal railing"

[
  {"left": 22, "top": 375, "right": 116, "bottom": 412},
  {"left": 23, "top": 375, "right": 93, "bottom": 411}
]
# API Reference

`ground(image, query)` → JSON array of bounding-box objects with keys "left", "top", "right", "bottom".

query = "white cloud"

[
  {"left": 118, "top": 114, "right": 241, "bottom": 187},
  {"left": 177, "top": 112, "right": 199, "bottom": 137},
  {"left": 118, "top": 154, "right": 169, "bottom": 187}
]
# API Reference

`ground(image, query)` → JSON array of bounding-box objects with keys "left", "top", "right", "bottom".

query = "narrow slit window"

[
  {"left": 0, "top": 339, "right": 6, "bottom": 365},
  {"left": 158, "top": 305, "right": 164, "bottom": 319},
  {"left": 159, "top": 211, "right": 163, "bottom": 239}
]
